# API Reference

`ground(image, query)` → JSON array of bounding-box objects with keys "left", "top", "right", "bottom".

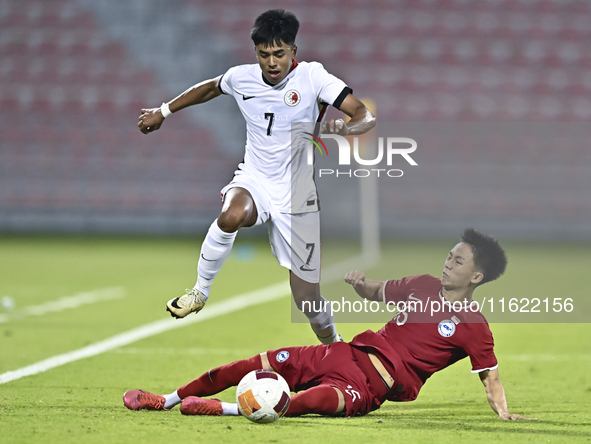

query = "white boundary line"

[
  {"left": 0, "top": 281, "right": 290, "bottom": 385},
  {"left": 0, "top": 255, "right": 373, "bottom": 385},
  {"left": 0, "top": 287, "right": 125, "bottom": 324}
]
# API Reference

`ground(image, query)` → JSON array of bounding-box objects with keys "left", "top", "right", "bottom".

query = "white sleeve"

[
  {"left": 308, "top": 62, "right": 351, "bottom": 109},
  {"left": 218, "top": 66, "right": 239, "bottom": 97},
  {"left": 471, "top": 364, "right": 499, "bottom": 374}
]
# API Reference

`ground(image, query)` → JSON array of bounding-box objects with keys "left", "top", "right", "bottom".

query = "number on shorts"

[
  {"left": 304, "top": 243, "right": 315, "bottom": 266},
  {"left": 300, "top": 243, "right": 316, "bottom": 271}
]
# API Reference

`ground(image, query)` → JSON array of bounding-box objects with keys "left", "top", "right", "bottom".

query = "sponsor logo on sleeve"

[{"left": 276, "top": 351, "right": 290, "bottom": 362}]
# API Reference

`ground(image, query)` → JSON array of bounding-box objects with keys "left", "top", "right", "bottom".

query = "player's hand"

[
  {"left": 344, "top": 270, "right": 365, "bottom": 287},
  {"left": 138, "top": 108, "right": 165, "bottom": 134},
  {"left": 322, "top": 119, "right": 349, "bottom": 136},
  {"left": 498, "top": 413, "right": 537, "bottom": 420}
]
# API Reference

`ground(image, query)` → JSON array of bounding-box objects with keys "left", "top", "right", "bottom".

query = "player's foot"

[
  {"left": 336, "top": 334, "right": 344, "bottom": 342},
  {"left": 180, "top": 396, "right": 223, "bottom": 416},
  {"left": 166, "top": 288, "right": 207, "bottom": 319},
  {"left": 123, "top": 389, "right": 168, "bottom": 411}
]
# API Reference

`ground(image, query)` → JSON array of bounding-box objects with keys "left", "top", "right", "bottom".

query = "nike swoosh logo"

[
  {"left": 299, "top": 265, "right": 316, "bottom": 272},
  {"left": 242, "top": 95, "right": 256, "bottom": 101},
  {"left": 200, "top": 254, "right": 215, "bottom": 262}
]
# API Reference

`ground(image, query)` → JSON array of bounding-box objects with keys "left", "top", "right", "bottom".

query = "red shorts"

[{"left": 267, "top": 342, "right": 383, "bottom": 417}]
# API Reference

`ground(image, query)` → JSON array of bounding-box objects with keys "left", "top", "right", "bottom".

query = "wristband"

[{"left": 160, "top": 102, "right": 172, "bottom": 118}]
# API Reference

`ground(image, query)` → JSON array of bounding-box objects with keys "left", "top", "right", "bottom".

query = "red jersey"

[{"left": 350, "top": 274, "right": 497, "bottom": 402}]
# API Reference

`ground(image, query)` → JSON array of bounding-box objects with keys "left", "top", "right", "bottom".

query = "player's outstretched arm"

[
  {"left": 323, "top": 94, "right": 376, "bottom": 136},
  {"left": 344, "top": 270, "right": 384, "bottom": 302},
  {"left": 479, "top": 369, "right": 536, "bottom": 420},
  {"left": 138, "top": 75, "right": 223, "bottom": 134}
]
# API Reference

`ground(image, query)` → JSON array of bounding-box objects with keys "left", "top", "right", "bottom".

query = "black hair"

[
  {"left": 460, "top": 228, "right": 507, "bottom": 286},
  {"left": 251, "top": 9, "right": 300, "bottom": 47}
]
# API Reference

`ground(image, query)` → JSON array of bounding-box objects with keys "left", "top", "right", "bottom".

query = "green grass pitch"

[{"left": 1, "top": 235, "right": 590, "bottom": 443}]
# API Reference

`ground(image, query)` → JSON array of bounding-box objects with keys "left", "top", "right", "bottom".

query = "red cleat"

[
  {"left": 180, "top": 396, "right": 223, "bottom": 416},
  {"left": 123, "top": 389, "right": 168, "bottom": 411}
]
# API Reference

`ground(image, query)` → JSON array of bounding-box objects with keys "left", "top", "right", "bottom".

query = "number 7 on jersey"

[{"left": 264, "top": 112, "right": 275, "bottom": 136}]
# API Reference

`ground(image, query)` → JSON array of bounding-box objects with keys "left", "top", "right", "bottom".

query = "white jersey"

[{"left": 219, "top": 61, "right": 350, "bottom": 214}]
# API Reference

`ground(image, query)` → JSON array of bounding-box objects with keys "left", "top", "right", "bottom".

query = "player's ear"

[
  {"left": 471, "top": 272, "right": 484, "bottom": 285},
  {"left": 291, "top": 44, "right": 298, "bottom": 59}
]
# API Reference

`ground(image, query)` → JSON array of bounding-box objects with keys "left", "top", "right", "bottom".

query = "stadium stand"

[
  {"left": 0, "top": 0, "right": 236, "bottom": 232},
  {"left": 1, "top": 0, "right": 590, "bottom": 238},
  {"left": 190, "top": 0, "right": 591, "bottom": 122},
  {"left": 182, "top": 0, "right": 591, "bottom": 239}
]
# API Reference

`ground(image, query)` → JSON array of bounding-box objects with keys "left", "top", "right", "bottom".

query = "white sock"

[
  {"left": 221, "top": 402, "right": 239, "bottom": 416},
  {"left": 195, "top": 219, "right": 237, "bottom": 297},
  {"left": 163, "top": 390, "right": 182, "bottom": 409},
  {"left": 307, "top": 296, "right": 339, "bottom": 345}
]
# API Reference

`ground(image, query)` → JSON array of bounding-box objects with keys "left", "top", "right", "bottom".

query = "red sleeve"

[
  {"left": 383, "top": 278, "right": 409, "bottom": 305},
  {"left": 462, "top": 323, "right": 498, "bottom": 373},
  {"left": 383, "top": 274, "right": 434, "bottom": 305}
]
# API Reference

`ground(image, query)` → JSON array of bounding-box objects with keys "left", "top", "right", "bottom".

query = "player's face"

[
  {"left": 441, "top": 243, "right": 483, "bottom": 289},
  {"left": 255, "top": 41, "right": 297, "bottom": 84}
]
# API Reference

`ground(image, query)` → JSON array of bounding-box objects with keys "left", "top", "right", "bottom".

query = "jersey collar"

[
  {"left": 261, "top": 59, "right": 299, "bottom": 87},
  {"left": 439, "top": 289, "right": 475, "bottom": 311}
]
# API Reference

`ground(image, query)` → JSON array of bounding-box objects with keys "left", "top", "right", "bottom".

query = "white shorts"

[{"left": 220, "top": 176, "right": 321, "bottom": 284}]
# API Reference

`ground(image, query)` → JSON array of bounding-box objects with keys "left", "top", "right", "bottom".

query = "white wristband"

[{"left": 160, "top": 102, "right": 172, "bottom": 118}]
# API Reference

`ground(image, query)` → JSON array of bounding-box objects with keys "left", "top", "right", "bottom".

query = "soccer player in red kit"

[{"left": 123, "top": 229, "right": 534, "bottom": 420}]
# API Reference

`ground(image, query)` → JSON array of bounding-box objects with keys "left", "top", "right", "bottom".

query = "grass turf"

[{"left": 1, "top": 236, "right": 590, "bottom": 444}]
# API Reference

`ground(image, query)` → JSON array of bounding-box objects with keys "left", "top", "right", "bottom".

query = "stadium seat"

[{"left": 4, "top": 0, "right": 591, "bottom": 233}]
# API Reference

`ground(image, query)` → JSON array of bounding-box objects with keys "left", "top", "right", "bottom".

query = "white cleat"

[{"left": 166, "top": 288, "right": 207, "bottom": 319}]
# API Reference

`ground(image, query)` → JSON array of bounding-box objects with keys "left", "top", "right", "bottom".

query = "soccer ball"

[{"left": 236, "top": 369, "right": 291, "bottom": 424}]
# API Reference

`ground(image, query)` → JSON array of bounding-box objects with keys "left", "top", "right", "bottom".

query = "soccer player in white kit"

[{"left": 137, "top": 10, "right": 376, "bottom": 344}]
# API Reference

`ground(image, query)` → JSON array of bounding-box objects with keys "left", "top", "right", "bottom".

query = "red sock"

[
  {"left": 285, "top": 385, "right": 340, "bottom": 417},
  {"left": 177, "top": 355, "right": 262, "bottom": 399}
]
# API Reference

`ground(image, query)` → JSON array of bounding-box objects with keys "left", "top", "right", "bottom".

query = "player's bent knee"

[
  {"left": 286, "top": 385, "right": 342, "bottom": 417},
  {"left": 218, "top": 208, "right": 249, "bottom": 232}
]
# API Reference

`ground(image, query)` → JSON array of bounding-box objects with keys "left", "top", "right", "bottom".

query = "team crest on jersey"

[
  {"left": 284, "top": 89, "right": 301, "bottom": 106},
  {"left": 276, "top": 351, "right": 290, "bottom": 362},
  {"left": 438, "top": 320, "right": 456, "bottom": 338}
]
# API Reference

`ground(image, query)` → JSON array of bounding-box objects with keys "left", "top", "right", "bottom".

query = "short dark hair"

[
  {"left": 460, "top": 228, "right": 507, "bottom": 286},
  {"left": 251, "top": 9, "right": 300, "bottom": 47}
]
